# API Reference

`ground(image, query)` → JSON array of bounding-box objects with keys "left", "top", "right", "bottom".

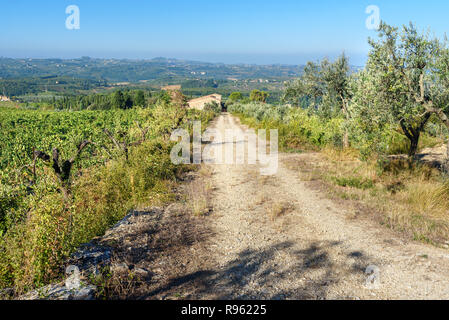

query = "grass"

[
  {"left": 187, "top": 184, "right": 209, "bottom": 216},
  {"left": 92, "top": 261, "right": 140, "bottom": 300},
  {"left": 186, "top": 165, "right": 214, "bottom": 216},
  {"left": 291, "top": 150, "right": 449, "bottom": 245},
  {"left": 266, "top": 201, "right": 294, "bottom": 221},
  {"left": 0, "top": 101, "right": 21, "bottom": 109},
  {"left": 332, "top": 176, "right": 375, "bottom": 190},
  {"left": 254, "top": 192, "right": 269, "bottom": 206}
]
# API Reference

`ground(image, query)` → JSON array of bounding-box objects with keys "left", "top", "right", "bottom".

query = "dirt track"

[{"left": 139, "top": 113, "right": 449, "bottom": 300}]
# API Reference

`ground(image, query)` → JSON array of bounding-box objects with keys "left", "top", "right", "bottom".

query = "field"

[
  {"left": 0, "top": 101, "right": 217, "bottom": 292},
  {"left": 0, "top": 57, "right": 297, "bottom": 105}
]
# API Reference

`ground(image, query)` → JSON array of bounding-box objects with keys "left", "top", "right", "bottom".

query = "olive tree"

[
  {"left": 283, "top": 61, "right": 324, "bottom": 109},
  {"left": 320, "top": 54, "right": 352, "bottom": 147},
  {"left": 228, "top": 92, "right": 243, "bottom": 102},
  {"left": 250, "top": 90, "right": 269, "bottom": 103},
  {"left": 283, "top": 55, "right": 352, "bottom": 147},
  {"left": 358, "top": 22, "right": 448, "bottom": 157},
  {"left": 430, "top": 42, "right": 449, "bottom": 167}
]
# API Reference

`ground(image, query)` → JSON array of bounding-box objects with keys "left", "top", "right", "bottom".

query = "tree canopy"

[
  {"left": 250, "top": 89, "right": 269, "bottom": 103},
  {"left": 350, "top": 22, "right": 449, "bottom": 156}
]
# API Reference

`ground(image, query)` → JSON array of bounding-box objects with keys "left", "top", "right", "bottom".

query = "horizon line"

[{"left": 0, "top": 54, "right": 367, "bottom": 67}]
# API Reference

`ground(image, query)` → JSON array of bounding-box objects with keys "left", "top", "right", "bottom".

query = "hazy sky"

[{"left": 1, "top": 0, "right": 448, "bottom": 65}]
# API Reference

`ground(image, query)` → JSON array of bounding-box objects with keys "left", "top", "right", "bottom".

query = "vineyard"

[{"left": 0, "top": 101, "right": 217, "bottom": 292}]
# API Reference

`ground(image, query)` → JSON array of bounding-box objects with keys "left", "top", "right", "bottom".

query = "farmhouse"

[{"left": 188, "top": 94, "right": 222, "bottom": 111}]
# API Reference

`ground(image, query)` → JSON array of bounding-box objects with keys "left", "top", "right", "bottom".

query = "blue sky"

[{"left": 1, "top": 0, "right": 448, "bottom": 65}]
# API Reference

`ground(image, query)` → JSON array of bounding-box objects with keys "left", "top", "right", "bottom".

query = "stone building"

[{"left": 187, "top": 94, "right": 222, "bottom": 111}]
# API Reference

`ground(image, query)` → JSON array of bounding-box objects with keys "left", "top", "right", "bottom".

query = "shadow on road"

[{"left": 142, "top": 240, "right": 372, "bottom": 300}]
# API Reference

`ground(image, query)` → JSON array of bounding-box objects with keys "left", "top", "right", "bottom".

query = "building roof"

[{"left": 188, "top": 94, "right": 222, "bottom": 104}]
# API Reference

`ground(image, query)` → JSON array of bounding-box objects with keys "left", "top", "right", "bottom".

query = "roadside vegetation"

[
  {"left": 0, "top": 94, "right": 218, "bottom": 294},
  {"left": 229, "top": 22, "right": 449, "bottom": 245}
]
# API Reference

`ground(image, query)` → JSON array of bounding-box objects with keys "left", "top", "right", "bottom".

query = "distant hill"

[{"left": 0, "top": 57, "right": 303, "bottom": 82}]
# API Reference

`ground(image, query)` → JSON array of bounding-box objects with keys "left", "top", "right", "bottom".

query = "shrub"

[
  {"left": 229, "top": 102, "right": 344, "bottom": 151},
  {"left": 332, "top": 176, "right": 375, "bottom": 190}
]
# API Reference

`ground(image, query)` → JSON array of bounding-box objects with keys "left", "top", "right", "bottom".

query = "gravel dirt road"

[{"left": 121, "top": 113, "right": 449, "bottom": 300}]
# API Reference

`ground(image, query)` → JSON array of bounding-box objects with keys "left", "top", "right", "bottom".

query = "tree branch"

[
  {"left": 69, "top": 140, "right": 91, "bottom": 164},
  {"left": 400, "top": 119, "right": 413, "bottom": 140},
  {"left": 104, "top": 129, "right": 122, "bottom": 151}
]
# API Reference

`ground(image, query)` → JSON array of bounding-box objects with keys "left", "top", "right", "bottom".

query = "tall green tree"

[
  {"left": 321, "top": 54, "right": 352, "bottom": 147},
  {"left": 283, "top": 54, "right": 352, "bottom": 147},
  {"left": 353, "top": 22, "right": 447, "bottom": 157},
  {"left": 112, "top": 90, "right": 125, "bottom": 109},
  {"left": 320, "top": 54, "right": 351, "bottom": 118},
  {"left": 124, "top": 91, "right": 133, "bottom": 109},
  {"left": 229, "top": 92, "right": 243, "bottom": 102},
  {"left": 250, "top": 90, "right": 269, "bottom": 103},
  {"left": 283, "top": 61, "right": 324, "bottom": 108},
  {"left": 134, "top": 90, "right": 146, "bottom": 107}
]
